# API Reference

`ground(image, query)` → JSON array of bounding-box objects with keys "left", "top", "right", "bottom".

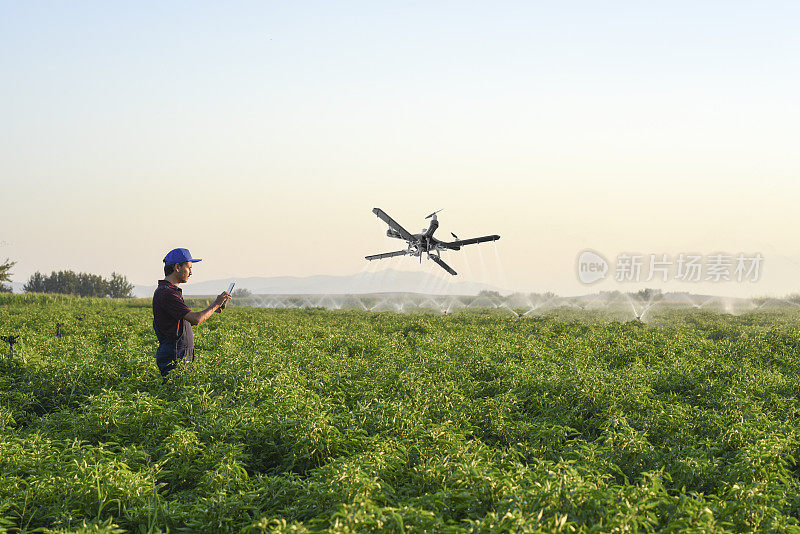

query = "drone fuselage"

[{"left": 386, "top": 216, "right": 447, "bottom": 257}]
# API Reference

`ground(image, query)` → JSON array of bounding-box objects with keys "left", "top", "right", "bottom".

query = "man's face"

[{"left": 175, "top": 262, "right": 192, "bottom": 283}]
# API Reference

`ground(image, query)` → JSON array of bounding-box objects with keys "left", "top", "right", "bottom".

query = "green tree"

[
  {"left": 78, "top": 272, "right": 107, "bottom": 297},
  {"left": 47, "top": 271, "right": 79, "bottom": 294},
  {"left": 0, "top": 258, "right": 14, "bottom": 292},
  {"left": 231, "top": 287, "right": 253, "bottom": 299},
  {"left": 635, "top": 288, "right": 663, "bottom": 302},
  {"left": 107, "top": 272, "right": 134, "bottom": 298},
  {"left": 23, "top": 271, "right": 46, "bottom": 293}
]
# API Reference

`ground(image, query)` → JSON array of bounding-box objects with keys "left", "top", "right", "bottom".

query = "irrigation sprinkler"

[
  {"left": 1, "top": 335, "right": 19, "bottom": 358},
  {"left": 229, "top": 289, "right": 800, "bottom": 320}
]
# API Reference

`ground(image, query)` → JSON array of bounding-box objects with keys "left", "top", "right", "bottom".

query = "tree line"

[
  {"left": 23, "top": 270, "right": 134, "bottom": 298},
  {"left": 1, "top": 258, "right": 134, "bottom": 297}
]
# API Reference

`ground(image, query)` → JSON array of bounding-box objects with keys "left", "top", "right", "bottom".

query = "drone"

[{"left": 365, "top": 208, "right": 500, "bottom": 275}]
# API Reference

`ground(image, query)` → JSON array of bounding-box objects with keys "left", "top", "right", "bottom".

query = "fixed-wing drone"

[{"left": 365, "top": 208, "right": 500, "bottom": 275}]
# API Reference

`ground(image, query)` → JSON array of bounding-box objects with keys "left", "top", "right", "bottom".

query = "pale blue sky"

[{"left": 2, "top": 2, "right": 799, "bottom": 295}]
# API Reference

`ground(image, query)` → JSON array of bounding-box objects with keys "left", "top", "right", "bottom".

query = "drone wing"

[
  {"left": 449, "top": 235, "right": 500, "bottom": 247},
  {"left": 430, "top": 255, "right": 457, "bottom": 275},
  {"left": 365, "top": 250, "right": 409, "bottom": 261},
  {"left": 372, "top": 208, "right": 414, "bottom": 241}
]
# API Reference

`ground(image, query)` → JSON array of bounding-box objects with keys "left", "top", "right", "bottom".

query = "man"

[{"left": 152, "top": 248, "right": 230, "bottom": 380}]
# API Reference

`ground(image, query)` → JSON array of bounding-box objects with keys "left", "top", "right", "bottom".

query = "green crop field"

[{"left": 2, "top": 294, "right": 800, "bottom": 533}]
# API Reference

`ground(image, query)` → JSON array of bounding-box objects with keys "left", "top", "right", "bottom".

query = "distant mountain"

[{"left": 133, "top": 269, "right": 503, "bottom": 297}]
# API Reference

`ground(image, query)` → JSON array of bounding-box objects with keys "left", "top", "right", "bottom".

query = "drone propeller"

[
  {"left": 425, "top": 209, "right": 443, "bottom": 219},
  {"left": 430, "top": 254, "right": 457, "bottom": 275},
  {"left": 451, "top": 232, "right": 458, "bottom": 240}
]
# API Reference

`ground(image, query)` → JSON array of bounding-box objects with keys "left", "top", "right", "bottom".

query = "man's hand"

[
  {"left": 214, "top": 291, "right": 231, "bottom": 313},
  {"left": 184, "top": 292, "right": 232, "bottom": 325}
]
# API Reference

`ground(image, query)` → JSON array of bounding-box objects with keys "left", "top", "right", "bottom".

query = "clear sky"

[{"left": 2, "top": 1, "right": 799, "bottom": 296}]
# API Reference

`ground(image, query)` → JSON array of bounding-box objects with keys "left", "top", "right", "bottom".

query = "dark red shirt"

[{"left": 152, "top": 280, "right": 191, "bottom": 340}]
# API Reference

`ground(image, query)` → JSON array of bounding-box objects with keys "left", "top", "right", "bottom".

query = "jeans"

[{"left": 156, "top": 338, "right": 194, "bottom": 377}]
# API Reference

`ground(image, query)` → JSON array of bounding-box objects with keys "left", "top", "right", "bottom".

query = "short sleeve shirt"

[{"left": 152, "top": 280, "right": 191, "bottom": 340}]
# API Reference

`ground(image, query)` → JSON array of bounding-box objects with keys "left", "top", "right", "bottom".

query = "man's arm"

[{"left": 183, "top": 292, "right": 229, "bottom": 326}]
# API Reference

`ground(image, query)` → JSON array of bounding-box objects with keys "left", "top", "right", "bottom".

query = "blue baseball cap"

[{"left": 163, "top": 248, "right": 203, "bottom": 266}]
